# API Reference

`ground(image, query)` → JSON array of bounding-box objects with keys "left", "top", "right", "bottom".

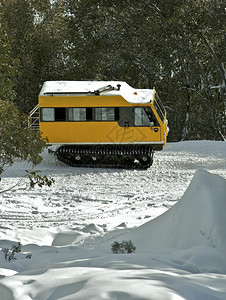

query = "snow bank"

[
  {"left": 121, "top": 170, "right": 226, "bottom": 271},
  {"left": 165, "top": 140, "right": 226, "bottom": 158}
]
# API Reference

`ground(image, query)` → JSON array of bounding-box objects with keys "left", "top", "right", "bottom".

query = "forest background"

[{"left": 0, "top": 0, "right": 225, "bottom": 142}]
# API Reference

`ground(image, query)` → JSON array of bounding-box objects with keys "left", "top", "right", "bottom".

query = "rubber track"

[{"left": 56, "top": 145, "right": 154, "bottom": 170}]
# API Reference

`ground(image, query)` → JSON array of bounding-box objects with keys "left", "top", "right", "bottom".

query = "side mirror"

[{"left": 150, "top": 122, "right": 154, "bottom": 127}]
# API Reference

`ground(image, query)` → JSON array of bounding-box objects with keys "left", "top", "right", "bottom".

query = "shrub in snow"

[
  {"left": 2, "top": 242, "right": 22, "bottom": 261},
  {"left": 111, "top": 240, "right": 136, "bottom": 254},
  {"left": 111, "top": 241, "right": 121, "bottom": 253}
]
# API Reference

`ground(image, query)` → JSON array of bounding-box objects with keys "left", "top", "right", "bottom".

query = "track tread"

[{"left": 56, "top": 145, "right": 153, "bottom": 170}]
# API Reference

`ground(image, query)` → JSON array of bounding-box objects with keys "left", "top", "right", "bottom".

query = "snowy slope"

[
  {"left": 121, "top": 170, "right": 226, "bottom": 271},
  {"left": 0, "top": 141, "right": 225, "bottom": 299},
  {"left": 123, "top": 170, "right": 226, "bottom": 252}
]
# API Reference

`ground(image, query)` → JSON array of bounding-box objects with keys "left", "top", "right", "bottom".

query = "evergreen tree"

[
  {"left": 1, "top": 0, "right": 68, "bottom": 113},
  {"left": 0, "top": 5, "right": 19, "bottom": 101},
  {"left": 0, "top": 100, "right": 54, "bottom": 190},
  {"left": 0, "top": 1, "right": 54, "bottom": 188}
]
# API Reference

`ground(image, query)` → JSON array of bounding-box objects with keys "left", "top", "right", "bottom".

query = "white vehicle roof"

[{"left": 39, "top": 81, "right": 155, "bottom": 104}]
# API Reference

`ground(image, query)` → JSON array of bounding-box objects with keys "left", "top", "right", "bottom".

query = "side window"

[
  {"left": 95, "top": 107, "right": 116, "bottom": 121},
  {"left": 154, "top": 94, "right": 165, "bottom": 123},
  {"left": 41, "top": 107, "right": 66, "bottom": 121},
  {"left": 135, "top": 107, "right": 150, "bottom": 126},
  {"left": 68, "top": 108, "right": 86, "bottom": 121},
  {"left": 40, "top": 107, "right": 119, "bottom": 122},
  {"left": 41, "top": 108, "right": 55, "bottom": 121}
]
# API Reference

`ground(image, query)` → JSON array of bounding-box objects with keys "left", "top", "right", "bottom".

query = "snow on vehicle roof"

[{"left": 39, "top": 81, "right": 155, "bottom": 104}]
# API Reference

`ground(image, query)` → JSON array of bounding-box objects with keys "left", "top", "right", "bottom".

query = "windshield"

[{"left": 153, "top": 93, "right": 165, "bottom": 123}]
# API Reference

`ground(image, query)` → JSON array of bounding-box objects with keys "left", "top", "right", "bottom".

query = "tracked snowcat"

[{"left": 30, "top": 81, "right": 168, "bottom": 169}]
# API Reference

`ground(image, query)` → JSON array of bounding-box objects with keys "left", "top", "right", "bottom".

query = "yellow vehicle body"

[{"left": 35, "top": 81, "right": 168, "bottom": 169}]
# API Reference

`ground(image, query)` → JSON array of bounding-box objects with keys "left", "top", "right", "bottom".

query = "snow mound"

[
  {"left": 81, "top": 223, "right": 103, "bottom": 234},
  {"left": 52, "top": 231, "right": 83, "bottom": 246},
  {"left": 0, "top": 283, "right": 14, "bottom": 300},
  {"left": 123, "top": 170, "right": 226, "bottom": 259}
]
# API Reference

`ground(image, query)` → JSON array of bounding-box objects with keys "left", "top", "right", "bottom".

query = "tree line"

[{"left": 0, "top": 0, "right": 225, "bottom": 141}]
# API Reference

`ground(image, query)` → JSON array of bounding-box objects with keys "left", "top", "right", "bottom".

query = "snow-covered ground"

[{"left": 0, "top": 140, "right": 225, "bottom": 300}]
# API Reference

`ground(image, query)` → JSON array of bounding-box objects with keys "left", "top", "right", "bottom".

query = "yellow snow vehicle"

[{"left": 30, "top": 81, "right": 169, "bottom": 169}]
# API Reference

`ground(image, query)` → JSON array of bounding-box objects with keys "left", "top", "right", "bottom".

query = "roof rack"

[
  {"left": 43, "top": 92, "right": 92, "bottom": 96},
  {"left": 43, "top": 84, "right": 121, "bottom": 96}
]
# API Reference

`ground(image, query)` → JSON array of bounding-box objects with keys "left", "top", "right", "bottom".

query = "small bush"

[
  {"left": 111, "top": 240, "right": 136, "bottom": 254},
  {"left": 1, "top": 243, "right": 32, "bottom": 261},
  {"left": 2, "top": 242, "right": 22, "bottom": 261}
]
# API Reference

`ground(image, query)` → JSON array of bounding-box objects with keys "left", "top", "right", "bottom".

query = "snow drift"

[{"left": 121, "top": 169, "right": 226, "bottom": 272}]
